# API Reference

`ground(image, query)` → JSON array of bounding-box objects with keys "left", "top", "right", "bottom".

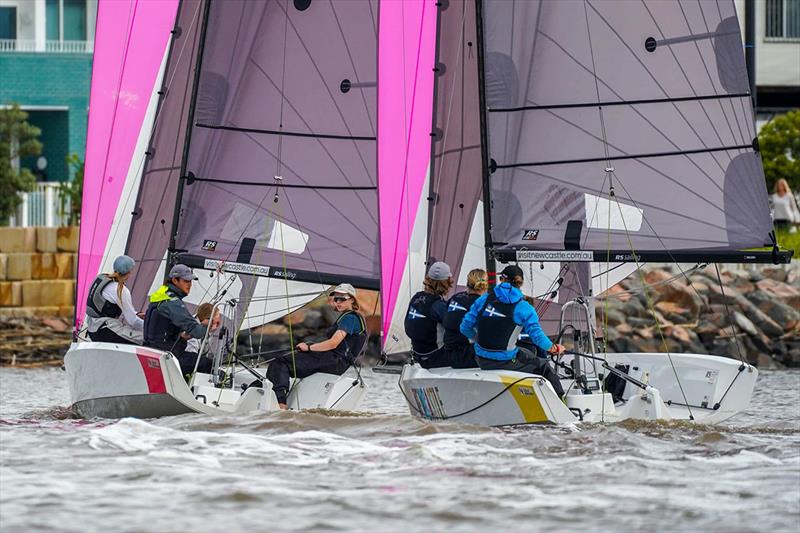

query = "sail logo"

[
  {"left": 271, "top": 269, "right": 297, "bottom": 280},
  {"left": 203, "top": 259, "right": 271, "bottom": 277},
  {"left": 613, "top": 253, "right": 640, "bottom": 261},
  {"left": 202, "top": 240, "right": 218, "bottom": 251},
  {"left": 522, "top": 229, "right": 540, "bottom": 240},
  {"left": 516, "top": 250, "right": 594, "bottom": 262},
  {"left": 448, "top": 301, "right": 467, "bottom": 312},
  {"left": 482, "top": 305, "right": 506, "bottom": 318},
  {"left": 407, "top": 307, "right": 427, "bottom": 320}
]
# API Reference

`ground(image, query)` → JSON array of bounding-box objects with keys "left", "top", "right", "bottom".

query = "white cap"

[{"left": 329, "top": 283, "right": 357, "bottom": 298}]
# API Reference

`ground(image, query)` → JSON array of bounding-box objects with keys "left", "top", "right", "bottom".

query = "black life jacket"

[
  {"left": 475, "top": 291, "right": 523, "bottom": 352},
  {"left": 143, "top": 285, "right": 186, "bottom": 355},
  {"left": 325, "top": 310, "right": 367, "bottom": 362},
  {"left": 404, "top": 291, "right": 443, "bottom": 354},
  {"left": 442, "top": 291, "right": 480, "bottom": 348},
  {"left": 85, "top": 275, "right": 122, "bottom": 320}
]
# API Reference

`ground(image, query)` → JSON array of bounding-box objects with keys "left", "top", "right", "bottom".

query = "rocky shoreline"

[{"left": 1, "top": 264, "right": 798, "bottom": 368}]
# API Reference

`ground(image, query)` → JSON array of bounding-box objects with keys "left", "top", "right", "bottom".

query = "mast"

[
  {"left": 168, "top": 0, "right": 211, "bottom": 264},
  {"left": 474, "top": 0, "right": 496, "bottom": 285}
]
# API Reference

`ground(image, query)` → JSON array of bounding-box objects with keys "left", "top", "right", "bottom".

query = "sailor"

[
  {"left": 143, "top": 264, "right": 210, "bottom": 357},
  {"left": 441, "top": 269, "right": 488, "bottom": 368},
  {"left": 403, "top": 261, "right": 452, "bottom": 368},
  {"left": 460, "top": 265, "right": 566, "bottom": 398},
  {"left": 179, "top": 302, "right": 221, "bottom": 378},
  {"left": 85, "top": 255, "right": 144, "bottom": 345},
  {"left": 265, "top": 283, "right": 367, "bottom": 409}
]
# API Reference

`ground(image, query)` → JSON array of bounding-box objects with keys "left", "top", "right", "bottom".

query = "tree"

[
  {"left": 759, "top": 109, "right": 800, "bottom": 193},
  {"left": 0, "top": 104, "right": 42, "bottom": 224},
  {"left": 61, "top": 153, "right": 84, "bottom": 226}
]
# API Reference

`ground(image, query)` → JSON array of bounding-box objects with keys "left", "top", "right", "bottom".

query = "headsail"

[{"left": 76, "top": 0, "right": 180, "bottom": 327}]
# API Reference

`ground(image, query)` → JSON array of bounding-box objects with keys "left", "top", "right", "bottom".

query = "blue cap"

[
  {"left": 168, "top": 264, "right": 198, "bottom": 281},
  {"left": 113, "top": 255, "right": 135, "bottom": 275}
]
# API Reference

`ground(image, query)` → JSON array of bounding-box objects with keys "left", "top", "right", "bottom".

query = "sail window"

[
  {"left": 267, "top": 220, "right": 308, "bottom": 255},
  {"left": 584, "top": 194, "right": 643, "bottom": 232}
]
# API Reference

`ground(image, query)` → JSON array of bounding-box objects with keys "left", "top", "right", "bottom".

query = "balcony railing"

[
  {"left": 0, "top": 39, "right": 94, "bottom": 54},
  {"left": 7, "top": 182, "right": 73, "bottom": 228}
]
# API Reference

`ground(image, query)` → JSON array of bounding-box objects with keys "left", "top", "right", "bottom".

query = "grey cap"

[
  {"left": 168, "top": 264, "right": 198, "bottom": 281},
  {"left": 427, "top": 261, "right": 452, "bottom": 281},
  {"left": 329, "top": 283, "right": 357, "bottom": 298},
  {"left": 113, "top": 255, "right": 135, "bottom": 275}
]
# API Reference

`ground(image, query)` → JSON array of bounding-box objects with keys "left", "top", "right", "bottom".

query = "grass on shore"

[{"left": 776, "top": 228, "right": 800, "bottom": 256}]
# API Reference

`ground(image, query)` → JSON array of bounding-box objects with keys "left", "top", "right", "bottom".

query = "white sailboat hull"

[
  {"left": 64, "top": 342, "right": 366, "bottom": 419},
  {"left": 399, "top": 352, "right": 757, "bottom": 426}
]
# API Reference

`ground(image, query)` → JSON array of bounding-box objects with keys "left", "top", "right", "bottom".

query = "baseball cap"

[
  {"left": 329, "top": 283, "right": 357, "bottom": 298},
  {"left": 500, "top": 264, "right": 524, "bottom": 281},
  {"left": 113, "top": 255, "right": 135, "bottom": 275},
  {"left": 168, "top": 264, "right": 198, "bottom": 281},
  {"left": 427, "top": 261, "right": 452, "bottom": 281}
]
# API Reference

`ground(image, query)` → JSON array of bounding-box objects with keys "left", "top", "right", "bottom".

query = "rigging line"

[
  {"left": 532, "top": 29, "right": 735, "bottom": 198},
  {"left": 433, "top": 143, "right": 482, "bottom": 159},
  {"left": 582, "top": 0, "right": 611, "bottom": 166},
  {"left": 491, "top": 92, "right": 752, "bottom": 113},
  {"left": 713, "top": 263, "right": 747, "bottom": 364},
  {"left": 684, "top": 1, "right": 741, "bottom": 147},
  {"left": 189, "top": 176, "right": 376, "bottom": 191},
  {"left": 428, "top": 1, "right": 469, "bottom": 259},
  {"left": 272, "top": 1, "right": 376, "bottom": 200},
  {"left": 586, "top": 1, "right": 728, "bottom": 177},
  {"left": 194, "top": 123, "right": 376, "bottom": 142},
  {"left": 494, "top": 142, "right": 754, "bottom": 169},
  {"left": 367, "top": 0, "right": 377, "bottom": 39},
  {"left": 594, "top": 264, "right": 704, "bottom": 301},
  {"left": 641, "top": 1, "right": 733, "bottom": 168},
  {"left": 610, "top": 188, "right": 694, "bottom": 420},
  {"left": 329, "top": 2, "right": 375, "bottom": 137},
  {"left": 245, "top": 61, "right": 378, "bottom": 227}
]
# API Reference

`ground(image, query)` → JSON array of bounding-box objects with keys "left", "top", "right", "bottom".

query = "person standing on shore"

[
  {"left": 771, "top": 178, "right": 800, "bottom": 232},
  {"left": 85, "top": 255, "right": 144, "bottom": 345}
]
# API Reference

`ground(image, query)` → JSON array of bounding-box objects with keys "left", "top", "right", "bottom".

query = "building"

[
  {"left": 0, "top": 0, "right": 97, "bottom": 183},
  {"left": 736, "top": 0, "right": 800, "bottom": 126}
]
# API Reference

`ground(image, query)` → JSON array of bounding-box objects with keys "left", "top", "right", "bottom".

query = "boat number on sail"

[
  {"left": 516, "top": 250, "right": 595, "bottom": 262},
  {"left": 522, "top": 229, "right": 539, "bottom": 240}
]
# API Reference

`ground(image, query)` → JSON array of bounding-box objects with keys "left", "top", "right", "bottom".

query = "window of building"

[
  {"left": 766, "top": 0, "right": 800, "bottom": 39},
  {"left": 0, "top": 6, "right": 17, "bottom": 40},
  {"left": 45, "top": 0, "right": 87, "bottom": 42}
]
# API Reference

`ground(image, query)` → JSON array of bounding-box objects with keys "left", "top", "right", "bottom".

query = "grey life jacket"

[{"left": 86, "top": 275, "right": 122, "bottom": 320}]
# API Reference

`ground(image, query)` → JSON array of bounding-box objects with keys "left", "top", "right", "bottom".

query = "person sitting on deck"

[
  {"left": 460, "top": 265, "right": 566, "bottom": 398},
  {"left": 266, "top": 283, "right": 367, "bottom": 410},
  {"left": 403, "top": 261, "right": 453, "bottom": 368},
  {"left": 143, "top": 264, "right": 210, "bottom": 358},
  {"left": 178, "top": 302, "right": 221, "bottom": 378},
  {"left": 85, "top": 255, "right": 144, "bottom": 345},
  {"left": 442, "top": 269, "right": 488, "bottom": 369}
]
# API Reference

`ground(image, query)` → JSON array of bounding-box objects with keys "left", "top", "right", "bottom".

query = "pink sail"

[
  {"left": 378, "top": 0, "right": 437, "bottom": 341},
  {"left": 76, "top": 0, "right": 179, "bottom": 327}
]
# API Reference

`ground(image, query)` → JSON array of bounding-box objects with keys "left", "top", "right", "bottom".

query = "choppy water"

[{"left": 1, "top": 367, "right": 799, "bottom": 532}]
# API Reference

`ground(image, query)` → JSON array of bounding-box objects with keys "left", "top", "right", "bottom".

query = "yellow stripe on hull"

[{"left": 498, "top": 375, "right": 549, "bottom": 423}]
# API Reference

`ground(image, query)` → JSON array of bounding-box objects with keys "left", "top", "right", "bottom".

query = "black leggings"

[
  {"left": 88, "top": 326, "right": 137, "bottom": 345},
  {"left": 266, "top": 351, "right": 350, "bottom": 404},
  {"left": 477, "top": 346, "right": 565, "bottom": 397}
]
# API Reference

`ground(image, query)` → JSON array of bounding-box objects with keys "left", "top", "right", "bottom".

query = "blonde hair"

[
  {"left": 775, "top": 178, "right": 792, "bottom": 196},
  {"left": 466, "top": 269, "right": 488, "bottom": 292},
  {"left": 107, "top": 272, "right": 127, "bottom": 302},
  {"left": 196, "top": 302, "right": 214, "bottom": 322},
  {"left": 423, "top": 276, "right": 453, "bottom": 297}
]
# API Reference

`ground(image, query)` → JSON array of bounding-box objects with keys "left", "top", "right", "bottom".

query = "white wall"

[
  {"left": 736, "top": 0, "right": 800, "bottom": 87},
  {"left": 0, "top": 0, "right": 36, "bottom": 41}
]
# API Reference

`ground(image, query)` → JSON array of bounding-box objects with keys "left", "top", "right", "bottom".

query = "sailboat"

[
  {"left": 392, "top": 0, "right": 793, "bottom": 426},
  {"left": 64, "top": 0, "right": 435, "bottom": 418}
]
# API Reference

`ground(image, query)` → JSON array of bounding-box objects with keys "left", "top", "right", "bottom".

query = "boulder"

[
  {"left": 733, "top": 294, "right": 785, "bottom": 338},
  {"left": 745, "top": 290, "right": 800, "bottom": 332},
  {"left": 56, "top": 227, "right": 79, "bottom": 252},
  {"left": 654, "top": 301, "right": 692, "bottom": 323},
  {"left": 32, "top": 254, "right": 59, "bottom": 280},
  {"left": 755, "top": 278, "right": 800, "bottom": 309},
  {"left": 596, "top": 307, "right": 626, "bottom": 326},
  {"left": 0, "top": 254, "right": 6, "bottom": 281},
  {"left": 761, "top": 266, "right": 788, "bottom": 283},
  {"left": 0, "top": 282, "right": 22, "bottom": 307},
  {"left": 36, "top": 228, "right": 58, "bottom": 253},
  {"left": 732, "top": 311, "right": 759, "bottom": 337},
  {"left": 5, "top": 254, "right": 32, "bottom": 281},
  {"left": 0, "top": 228, "right": 36, "bottom": 253}
]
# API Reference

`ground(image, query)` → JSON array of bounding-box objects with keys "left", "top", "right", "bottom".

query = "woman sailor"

[
  {"left": 266, "top": 283, "right": 367, "bottom": 409},
  {"left": 460, "top": 265, "right": 565, "bottom": 398},
  {"left": 441, "top": 269, "right": 487, "bottom": 368},
  {"left": 403, "top": 262, "right": 452, "bottom": 368},
  {"left": 85, "top": 255, "right": 144, "bottom": 345}
]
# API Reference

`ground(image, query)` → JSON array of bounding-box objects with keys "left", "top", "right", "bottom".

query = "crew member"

[
  {"left": 460, "top": 265, "right": 565, "bottom": 397},
  {"left": 441, "top": 269, "right": 487, "bottom": 368},
  {"left": 85, "top": 255, "right": 144, "bottom": 345},
  {"left": 403, "top": 261, "right": 452, "bottom": 368},
  {"left": 143, "top": 264, "right": 209, "bottom": 356}
]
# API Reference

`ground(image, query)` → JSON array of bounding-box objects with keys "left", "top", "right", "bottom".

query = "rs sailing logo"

[{"left": 482, "top": 305, "right": 506, "bottom": 318}]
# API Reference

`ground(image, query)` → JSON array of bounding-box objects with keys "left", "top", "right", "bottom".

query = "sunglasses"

[{"left": 332, "top": 296, "right": 350, "bottom": 303}]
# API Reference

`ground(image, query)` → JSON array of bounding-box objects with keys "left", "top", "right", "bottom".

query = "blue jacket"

[{"left": 459, "top": 282, "right": 553, "bottom": 360}]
